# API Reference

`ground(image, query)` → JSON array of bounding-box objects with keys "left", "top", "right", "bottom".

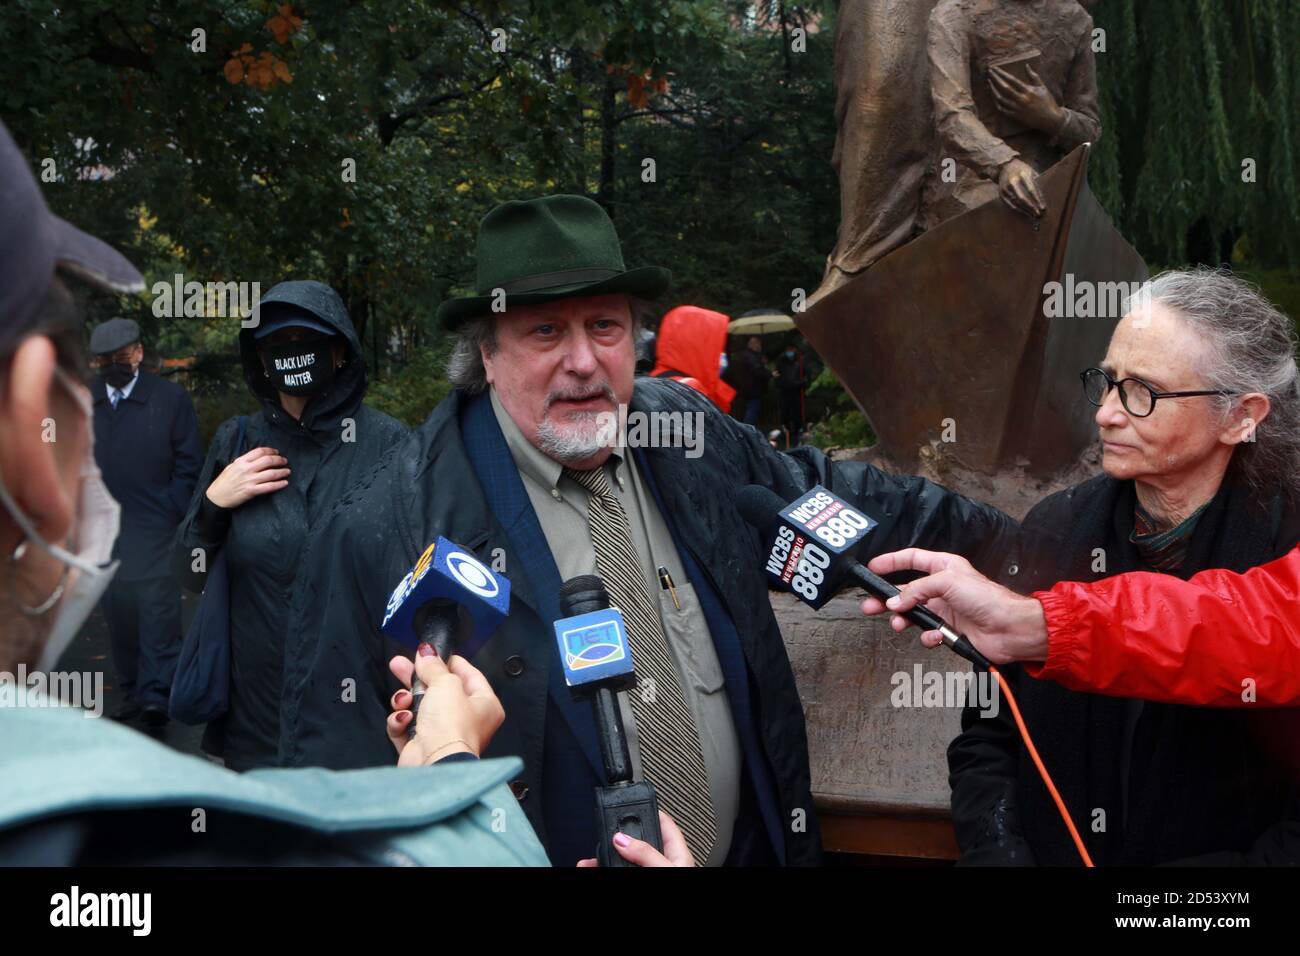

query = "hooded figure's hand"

[{"left": 205, "top": 446, "right": 290, "bottom": 509}]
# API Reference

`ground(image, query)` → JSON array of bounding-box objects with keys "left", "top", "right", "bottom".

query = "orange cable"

[{"left": 991, "top": 666, "right": 1095, "bottom": 867}]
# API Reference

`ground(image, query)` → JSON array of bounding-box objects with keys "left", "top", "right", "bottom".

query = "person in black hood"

[{"left": 176, "top": 280, "right": 408, "bottom": 771}]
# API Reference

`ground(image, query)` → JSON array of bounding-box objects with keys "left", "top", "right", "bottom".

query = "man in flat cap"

[
  {"left": 89, "top": 316, "right": 202, "bottom": 727},
  {"left": 279, "top": 194, "right": 1015, "bottom": 867}
]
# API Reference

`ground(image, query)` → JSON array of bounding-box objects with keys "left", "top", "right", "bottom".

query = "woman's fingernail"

[
  {"left": 613, "top": 833, "right": 632, "bottom": 848},
  {"left": 397, "top": 711, "right": 409, "bottom": 723},
  {"left": 886, "top": 596, "right": 901, "bottom": 609},
  {"left": 419, "top": 644, "right": 436, "bottom": 657}
]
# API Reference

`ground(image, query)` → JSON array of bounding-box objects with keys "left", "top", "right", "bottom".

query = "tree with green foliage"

[
  {"left": 2, "top": 0, "right": 835, "bottom": 435},
  {"left": 1088, "top": 0, "right": 1300, "bottom": 266},
  {"left": 0, "top": 0, "right": 1294, "bottom": 447}
]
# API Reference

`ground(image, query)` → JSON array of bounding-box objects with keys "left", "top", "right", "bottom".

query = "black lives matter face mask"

[{"left": 261, "top": 338, "right": 337, "bottom": 396}]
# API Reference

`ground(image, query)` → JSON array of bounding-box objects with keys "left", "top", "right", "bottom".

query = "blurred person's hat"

[
  {"left": 0, "top": 121, "right": 144, "bottom": 356},
  {"left": 89, "top": 317, "right": 142, "bottom": 356},
  {"left": 436, "top": 194, "right": 670, "bottom": 330}
]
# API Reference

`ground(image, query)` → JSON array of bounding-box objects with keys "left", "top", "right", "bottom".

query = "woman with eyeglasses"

[
  {"left": 945, "top": 266, "right": 1300, "bottom": 866},
  {"left": 173, "top": 280, "right": 409, "bottom": 771}
]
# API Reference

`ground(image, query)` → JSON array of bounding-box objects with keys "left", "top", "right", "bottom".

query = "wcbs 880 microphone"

[
  {"left": 382, "top": 536, "right": 511, "bottom": 737},
  {"left": 738, "top": 486, "right": 1096, "bottom": 865},
  {"left": 738, "top": 485, "right": 991, "bottom": 669},
  {"left": 555, "top": 575, "right": 664, "bottom": 866}
]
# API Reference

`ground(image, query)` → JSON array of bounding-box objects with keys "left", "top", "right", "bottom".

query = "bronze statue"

[
  {"left": 920, "top": 0, "right": 1100, "bottom": 227},
  {"left": 812, "top": 0, "right": 1102, "bottom": 305},
  {"left": 801, "top": 0, "right": 1146, "bottom": 476},
  {"left": 813, "top": 0, "right": 939, "bottom": 306}
]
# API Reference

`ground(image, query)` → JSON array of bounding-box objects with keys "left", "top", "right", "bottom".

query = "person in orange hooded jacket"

[{"left": 651, "top": 305, "right": 736, "bottom": 413}]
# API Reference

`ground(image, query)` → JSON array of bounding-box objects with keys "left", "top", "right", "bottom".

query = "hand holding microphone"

[
  {"left": 386, "top": 649, "right": 504, "bottom": 765},
  {"left": 576, "top": 810, "right": 696, "bottom": 868},
  {"left": 859, "top": 548, "right": 1050, "bottom": 666},
  {"left": 381, "top": 536, "right": 511, "bottom": 742},
  {"left": 554, "top": 574, "right": 666, "bottom": 865}
]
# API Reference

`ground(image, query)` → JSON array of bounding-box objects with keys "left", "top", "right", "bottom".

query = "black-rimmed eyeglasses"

[{"left": 1080, "top": 367, "right": 1234, "bottom": 418}]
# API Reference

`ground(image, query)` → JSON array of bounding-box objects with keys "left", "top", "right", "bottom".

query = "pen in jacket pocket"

[{"left": 657, "top": 565, "right": 681, "bottom": 610}]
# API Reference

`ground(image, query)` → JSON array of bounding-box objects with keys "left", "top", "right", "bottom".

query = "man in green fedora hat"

[
  {"left": 280, "top": 194, "right": 1014, "bottom": 868},
  {"left": 436, "top": 193, "right": 672, "bottom": 331}
]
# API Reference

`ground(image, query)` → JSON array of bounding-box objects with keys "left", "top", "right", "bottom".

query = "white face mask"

[{"left": 0, "top": 367, "right": 120, "bottom": 672}]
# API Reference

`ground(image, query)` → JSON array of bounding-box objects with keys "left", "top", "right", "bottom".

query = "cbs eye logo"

[{"left": 446, "top": 550, "right": 500, "bottom": 598}]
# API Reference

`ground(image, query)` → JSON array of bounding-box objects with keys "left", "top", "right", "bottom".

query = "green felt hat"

[{"left": 437, "top": 194, "right": 671, "bottom": 330}]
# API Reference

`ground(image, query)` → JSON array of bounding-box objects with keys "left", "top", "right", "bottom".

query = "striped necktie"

[{"left": 563, "top": 463, "right": 717, "bottom": 864}]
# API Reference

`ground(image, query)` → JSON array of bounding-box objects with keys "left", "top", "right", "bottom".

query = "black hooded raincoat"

[{"left": 175, "top": 281, "right": 408, "bottom": 770}]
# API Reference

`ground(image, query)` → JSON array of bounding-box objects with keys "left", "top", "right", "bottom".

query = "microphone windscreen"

[
  {"left": 559, "top": 575, "right": 611, "bottom": 618},
  {"left": 738, "top": 484, "right": 787, "bottom": 530}
]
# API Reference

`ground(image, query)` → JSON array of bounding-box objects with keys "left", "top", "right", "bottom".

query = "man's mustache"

[{"left": 545, "top": 382, "right": 616, "bottom": 410}]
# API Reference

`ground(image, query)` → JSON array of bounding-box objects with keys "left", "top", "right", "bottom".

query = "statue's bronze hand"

[
  {"left": 997, "top": 158, "right": 1046, "bottom": 218},
  {"left": 989, "top": 65, "right": 1064, "bottom": 134}
]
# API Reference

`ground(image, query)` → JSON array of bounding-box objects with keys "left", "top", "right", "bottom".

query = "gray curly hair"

[
  {"left": 445, "top": 296, "right": 650, "bottom": 395},
  {"left": 1124, "top": 266, "right": 1300, "bottom": 503}
]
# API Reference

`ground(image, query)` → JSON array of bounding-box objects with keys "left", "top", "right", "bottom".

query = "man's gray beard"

[{"left": 537, "top": 412, "right": 614, "bottom": 465}]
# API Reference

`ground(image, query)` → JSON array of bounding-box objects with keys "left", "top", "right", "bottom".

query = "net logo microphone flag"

[
  {"left": 554, "top": 606, "right": 635, "bottom": 689},
  {"left": 381, "top": 536, "right": 510, "bottom": 656},
  {"left": 758, "top": 485, "right": 877, "bottom": 608}
]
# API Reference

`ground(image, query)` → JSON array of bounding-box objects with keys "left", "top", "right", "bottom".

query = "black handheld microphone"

[
  {"left": 381, "top": 536, "right": 511, "bottom": 737},
  {"left": 738, "top": 484, "right": 992, "bottom": 669},
  {"left": 555, "top": 575, "right": 664, "bottom": 866}
]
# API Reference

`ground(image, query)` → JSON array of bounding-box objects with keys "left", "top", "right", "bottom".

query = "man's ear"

[
  {"left": 1221, "top": 392, "right": 1271, "bottom": 446},
  {"left": 481, "top": 340, "right": 496, "bottom": 385},
  {"left": 0, "top": 336, "right": 75, "bottom": 548}
]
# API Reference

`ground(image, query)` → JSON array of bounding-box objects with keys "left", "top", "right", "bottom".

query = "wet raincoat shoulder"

[{"left": 0, "top": 700, "right": 546, "bottom": 866}]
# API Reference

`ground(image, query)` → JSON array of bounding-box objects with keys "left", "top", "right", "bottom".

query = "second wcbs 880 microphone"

[{"left": 737, "top": 484, "right": 991, "bottom": 669}]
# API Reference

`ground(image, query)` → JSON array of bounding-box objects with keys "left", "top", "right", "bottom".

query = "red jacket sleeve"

[{"left": 1024, "top": 546, "right": 1300, "bottom": 706}]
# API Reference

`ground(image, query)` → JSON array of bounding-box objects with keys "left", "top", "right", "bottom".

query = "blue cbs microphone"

[
  {"left": 382, "top": 537, "right": 510, "bottom": 737},
  {"left": 738, "top": 485, "right": 991, "bottom": 668},
  {"left": 555, "top": 575, "right": 664, "bottom": 866}
]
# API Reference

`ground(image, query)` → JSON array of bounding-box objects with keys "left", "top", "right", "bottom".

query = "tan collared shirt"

[{"left": 490, "top": 387, "right": 740, "bottom": 865}]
